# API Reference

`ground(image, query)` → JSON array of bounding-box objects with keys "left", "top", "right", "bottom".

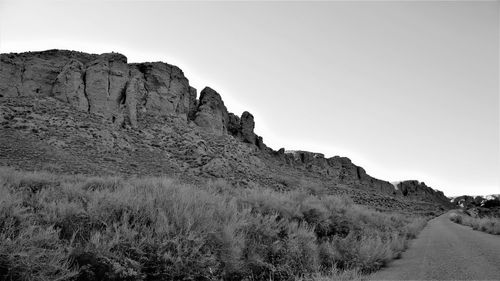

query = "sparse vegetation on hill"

[
  {"left": 0, "top": 50, "right": 454, "bottom": 210},
  {"left": 0, "top": 167, "right": 428, "bottom": 281},
  {"left": 449, "top": 213, "right": 500, "bottom": 235}
]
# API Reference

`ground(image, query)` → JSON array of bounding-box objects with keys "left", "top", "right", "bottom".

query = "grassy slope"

[
  {"left": 0, "top": 167, "right": 428, "bottom": 281},
  {"left": 449, "top": 213, "right": 500, "bottom": 235}
]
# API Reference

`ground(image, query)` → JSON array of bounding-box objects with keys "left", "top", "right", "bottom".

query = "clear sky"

[{"left": 1, "top": 0, "right": 498, "bottom": 196}]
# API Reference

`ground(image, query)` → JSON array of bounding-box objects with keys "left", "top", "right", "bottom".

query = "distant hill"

[{"left": 450, "top": 194, "right": 500, "bottom": 208}]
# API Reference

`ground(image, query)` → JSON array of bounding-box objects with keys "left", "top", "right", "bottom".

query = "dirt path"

[{"left": 370, "top": 211, "right": 500, "bottom": 280}]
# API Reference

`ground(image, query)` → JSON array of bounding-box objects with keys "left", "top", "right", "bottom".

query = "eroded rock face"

[
  {"left": 241, "top": 111, "right": 257, "bottom": 144},
  {"left": 22, "top": 57, "right": 65, "bottom": 96},
  {"left": 226, "top": 110, "right": 267, "bottom": 150},
  {"left": 194, "top": 87, "right": 229, "bottom": 135},
  {"left": 396, "top": 181, "right": 450, "bottom": 205},
  {"left": 188, "top": 87, "right": 198, "bottom": 121},
  {"left": 134, "top": 62, "right": 192, "bottom": 119},
  {"left": 227, "top": 113, "right": 241, "bottom": 137},
  {"left": 0, "top": 50, "right": 237, "bottom": 136},
  {"left": 52, "top": 59, "right": 88, "bottom": 111},
  {"left": 281, "top": 151, "right": 397, "bottom": 194},
  {"left": 0, "top": 50, "right": 197, "bottom": 127},
  {"left": 0, "top": 50, "right": 98, "bottom": 98},
  {"left": 124, "top": 67, "right": 146, "bottom": 128},
  {"left": 0, "top": 54, "right": 24, "bottom": 97},
  {"left": 85, "top": 53, "right": 129, "bottom": 122}
]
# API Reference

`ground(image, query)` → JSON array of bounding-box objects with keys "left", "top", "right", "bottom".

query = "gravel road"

[{"left": 370, "top": 211, "right": 500, "bottom": 280}]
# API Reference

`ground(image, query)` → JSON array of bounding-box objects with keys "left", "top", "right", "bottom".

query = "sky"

[{"left": 0, "top": 0, "right": 498, "bottom": 196}]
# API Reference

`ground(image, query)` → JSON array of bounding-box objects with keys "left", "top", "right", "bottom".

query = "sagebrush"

[
  {"left": 449, "top": 213, "right": 500, "bottom": 235},
  {"left": 0, "top": 167, "right": 427, "bottom": 280}
]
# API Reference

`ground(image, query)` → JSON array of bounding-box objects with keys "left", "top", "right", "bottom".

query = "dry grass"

[
  {"left": 450, "top": 213, "right": 500, "bottom": 235},
  {"left": 0, "top": 167, "right": 428, "bottom": 280}
]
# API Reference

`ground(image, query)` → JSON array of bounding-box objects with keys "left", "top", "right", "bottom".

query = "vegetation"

[
  {"left": 449, "top": 213, "right": 500, "bottom": 235},
  {"left": 0, "top": 167, "right": 428, "bottom": 281}
]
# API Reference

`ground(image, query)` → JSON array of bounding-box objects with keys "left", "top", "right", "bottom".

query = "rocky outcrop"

[
  {"left": 228, "top": 113, "right": 241, "bottom": 137},
  {"left": 227, "top": 111, "right": 267, "bottom": 149},
  {"left": 0, "top": 50, "right": 269, "bottom": 147},
  {"left": 240, "top": 111, "right": 257, "bottom": 144},
  {"left": 124, "top": 68, "right": 145, "bottom": 128},
  {"left": 193, "top": 87, "right": 229, "bottom": 135},
  {"left": 279, "top": 151, "right": 450, "bottom": 203},
  {"left": 188, "top": 87, "right": 197, "bottom": 120},
  {"left": 51, "top": 59, "right": 88, "bottom": 111},
  {"left": 133, "top": 62, "right": 192, "bottom": 119},
  {"left": 395, "top": 181, "right": 451, "bottom": 205},
  {"left": 0, "top": 50, "right": 197, "bottom": 127},
  {"left": 0, "top": 50, "right": 98, "bottom": 98},
  {"left": 84, "top": 53, "right": 129, "bottom": 122},
  {"left": 281, "top": 151, "right": 397, "bottom": 194}
]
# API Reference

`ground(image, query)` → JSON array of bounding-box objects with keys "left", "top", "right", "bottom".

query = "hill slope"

[{"left": 0, "top": 49, "right": 452, "bottom": 212}]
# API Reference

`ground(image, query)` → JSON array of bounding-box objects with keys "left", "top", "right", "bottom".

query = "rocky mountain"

[{"left": 0, "top": 49, "right": 453, "bottom": 212}]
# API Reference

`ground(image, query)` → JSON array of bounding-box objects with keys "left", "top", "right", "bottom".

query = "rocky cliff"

[
  {"left": 393, "top": 180, "right": 450, "bottom": 206},
  {"left": 0, "top": 50, "right": 267, "bottom": 143},
  {"left": 0, "top": 50, "right": 451, "bottom": 210}
]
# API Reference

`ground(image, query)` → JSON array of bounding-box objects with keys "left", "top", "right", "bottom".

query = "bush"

[
  {"left": 449, "top": 213, "right": 463, "bottom": 224},
  {"left": 450, "top": 212, "right": 500, "bottom": 235},
  {"left": 0, "top": 167, "right": 428, "bottom": 280},
  {"left": 0, "top": 225, "right": 77, "bottom": 280}
]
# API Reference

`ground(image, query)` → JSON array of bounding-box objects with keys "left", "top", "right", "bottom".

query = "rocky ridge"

[
  {"left": 392, "top": 180, "right": 450, "bottom": 205},
  {"left": 0, "top": 49, "right": 452, "bottom": 210}
]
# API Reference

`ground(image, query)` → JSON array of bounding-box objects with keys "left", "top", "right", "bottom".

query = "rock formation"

[
  {"left": 227, "top": 111, "right": 266, "bottom": 149},
  {"left": 51, "top": 59, "right": 88, "bottom": 111},
  {"left": 0, "top": 50, "right": 267, "bottom": 142},
  {"left": 281, "top": 151, "right": 398, "bottom": 195},
  {"left": 394, "top": 181, "right": 450, "bottom": 205},
  {"left": 0, "top": 49, "right": 452, "bottom": 208},
  {"left": 194, "top": 87, "right": 229, "bottom": 135},
  {"left": 0, "top": 50, "right": 197, "bottom": 128}
]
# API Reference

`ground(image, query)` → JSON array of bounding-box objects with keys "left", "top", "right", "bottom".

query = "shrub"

[
  {"left": 450, "top": 213, "right": 500, "bottom": 235},
  {"left": 449, "top": 213, "right": 463, "bottom": 224},
  {"left": 0, "top": 167, "right": 429, "bottom": 280},
  {"left": 0, "top": 225, "right": 77, "bottom": 280}
]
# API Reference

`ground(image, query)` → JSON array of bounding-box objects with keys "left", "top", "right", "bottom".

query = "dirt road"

[{"left": 370, "top": 211, "right": 500, "bottom": 280}]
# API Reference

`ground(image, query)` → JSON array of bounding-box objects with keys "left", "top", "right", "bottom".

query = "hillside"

[{"left": 0, "top": 49, "right": 452, "bottom": 213}]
